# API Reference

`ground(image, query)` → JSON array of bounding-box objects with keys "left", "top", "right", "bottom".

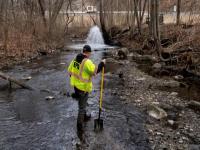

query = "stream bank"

[{"left": 107, "top": 48, "right": 200, "bottom": 150}]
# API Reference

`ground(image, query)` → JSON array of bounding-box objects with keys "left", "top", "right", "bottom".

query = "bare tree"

[
  {"left": 1, "top": 1, "right": 9, "bottom": 54},
  {"left": 48, "top": 0, "right": 64, "bottom": 36},
  {"left": 64, "top": 0, "right": 75, "bottom": 34},
  {"left": 99, "top": 0, "right": 111, "bottom": 44},
  {"left": 150, "top": 0, "right": 161, "bottom": 55},
  {"left": 176, "top": 0, "right": 181, "bottom": 25},
  {"left": 38, "top": 0, "right": 47, "bottom": 28},
  {"left": 0, "top": 0, "right": 74, "bottom": 59},
  {"left": 131, "top": 0, "right": 148, "bottom": 35}
]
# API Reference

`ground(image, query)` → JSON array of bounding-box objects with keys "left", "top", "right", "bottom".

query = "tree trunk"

[
  {"left": 99, "top": 0, "right": 111, "bottom": 44},
  {"left": 155, "top": 0, "right": 161, "bottom": 56},
  {"left": 127, "top": 0, "right": 130, "bottom": 27},
  {"left": 141, "top": 0, "right": 147, "bottom": 24},
  {"left": 150, "top": 0, "right": 161, "bottom": 56},
  {"left": 82, "top": 0, "right": 84, "bottom": 26},
  {"left": 129, "top": 0, "right": 136, "bottom": 38},
  {"left": 133, "top": 0, "right": 141, "bottom": 34},
  {"left": 3, "top": 1, "right": 8, "bottom": 56},
  {"left": 149, "top": 0, "right": 154, "bottom": 36},
  {"left": 155, "top": 0, "right": 160, "bottom": 41},
  {"left": 38, "top": 0, "right": 47, "bottom": 27},
  {"left": 176, "top": 0, "right": 181, "bottom": 25}
]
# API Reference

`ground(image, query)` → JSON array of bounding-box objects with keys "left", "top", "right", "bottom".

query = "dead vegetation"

[
  {"left": 0, "top": 0, "right": 75, "bottom": 69},
  {"left": 112, "top": 23, "right": 200, "bottom": 78}
]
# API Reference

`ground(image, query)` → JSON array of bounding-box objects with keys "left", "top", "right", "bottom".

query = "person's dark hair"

[{"left": 83, "top": 45, "right": 91, "bottom": 53}]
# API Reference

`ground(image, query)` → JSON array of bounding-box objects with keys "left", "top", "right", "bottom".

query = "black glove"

[
  {"left": 101, "top": 59, "right": 106, "bottom": 64},
  {"left": 97, "top": 59, "right": 106, "bottom": 73}
]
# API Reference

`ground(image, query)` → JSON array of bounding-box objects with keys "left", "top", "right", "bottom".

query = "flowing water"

[
  {"left": 67, "top": 26, "right": 116, "bottom": 51},
  {"left": 86, "top": 26, "right": 104, "bottom": 45},
  {"left": 0, "top": 49, "right": 151, "bottom": 149},
  {"left": 0, "top": 25, "right": 150, "bottom": 149}
]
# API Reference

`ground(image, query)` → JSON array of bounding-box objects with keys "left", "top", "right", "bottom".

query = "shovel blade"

[{"left": 94, "top": 119, "right": 103, "bottom": 131}]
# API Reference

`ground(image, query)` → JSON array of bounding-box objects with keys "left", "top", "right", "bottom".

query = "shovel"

[{"left": 94, "top": 67, "right": 104, "bottom": 131}]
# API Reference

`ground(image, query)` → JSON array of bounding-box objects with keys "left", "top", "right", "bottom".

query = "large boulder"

[
  {"left": 152, "top": 63, "right": 162, "bottom": 69},
  {"left": 118, "top": 48, "right": 129, "bottom": 60},
  {"left": 147, "top": 104, "right": 168, "bottom": 120},
  {"left": 163, "top": 80, "right": 180, "bottom": 88}
]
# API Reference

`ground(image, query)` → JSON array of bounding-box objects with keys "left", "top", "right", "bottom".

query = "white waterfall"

[
  {"left": 86, "top": 26, "right": 105, "bottom": 44},
  {"left": 68, "top": 25, "right": 116, "bottom": 50}
]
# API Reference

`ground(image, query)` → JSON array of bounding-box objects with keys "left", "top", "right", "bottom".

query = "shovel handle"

[{"left": 100, "top": 67, "right": 104, "bottom": 110}]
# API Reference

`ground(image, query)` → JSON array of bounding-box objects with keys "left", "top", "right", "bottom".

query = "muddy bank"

[
  {"left": 108, "top": 48, "right": 200, "bottom": 150},
  {"left": 0, "top": 48, "right": 61, "bottom": 71}
]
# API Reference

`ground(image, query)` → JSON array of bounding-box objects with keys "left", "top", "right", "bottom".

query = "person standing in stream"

[{"left": 67, "top": 45, "right": 106, "bottom": 131}]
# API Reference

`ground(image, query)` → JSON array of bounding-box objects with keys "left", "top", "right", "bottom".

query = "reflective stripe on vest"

[{"left": 68, "top": 58, "right": 92, "bottom": 83}]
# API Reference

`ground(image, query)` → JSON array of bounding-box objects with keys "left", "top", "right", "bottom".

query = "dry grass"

[{"left": 0, "top": 18, "right": 69, "bottom": 69}]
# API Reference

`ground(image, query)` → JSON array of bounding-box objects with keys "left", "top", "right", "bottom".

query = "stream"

[{"left": 0, "top": 50, "right": 151, "bottom": 150}]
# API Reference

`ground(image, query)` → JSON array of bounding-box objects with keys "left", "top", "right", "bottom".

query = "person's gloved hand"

[
  {"left": 97, "top": 59, "right": 106, "bottom": 73},
  {"left": 101, "top": 59, "right": 106, "bottom": 65}
]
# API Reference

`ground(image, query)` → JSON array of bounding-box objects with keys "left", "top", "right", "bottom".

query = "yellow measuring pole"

[{"left": 100, "top": 67, "right": 104, "bottom": 109}]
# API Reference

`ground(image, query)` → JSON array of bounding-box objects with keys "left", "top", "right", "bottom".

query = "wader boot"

[
  {"left": 77, "top": 113, "right": 84, "bottom": 131},
  {"left": 84, "top": 113, "right": 91, "bottom": 122},
  {"left": 71, "top": 93, "right": 79, "bottom": 100}
]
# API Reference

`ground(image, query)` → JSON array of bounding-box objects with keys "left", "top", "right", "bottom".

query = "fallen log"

[
  {"left": 0, "top": 72, "right": 33, "bottom": 90},
  {"left": 161, "top": 67, "right": 197, "bottom": 77},
  {"left": 133, "top": 54, "right": 157, "bottom": 63},
  {"left": 188, "top": 101, "right": 200, "bottom": 111}
]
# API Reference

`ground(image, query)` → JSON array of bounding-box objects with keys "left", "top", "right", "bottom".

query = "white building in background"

[{"left": 86, "top": 6, "right": 97, "bottom": 13}]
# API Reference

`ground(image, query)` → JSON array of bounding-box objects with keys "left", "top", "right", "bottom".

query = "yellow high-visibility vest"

[{"left": 68, "top": 58, "right": 97, "bottom": 92}]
